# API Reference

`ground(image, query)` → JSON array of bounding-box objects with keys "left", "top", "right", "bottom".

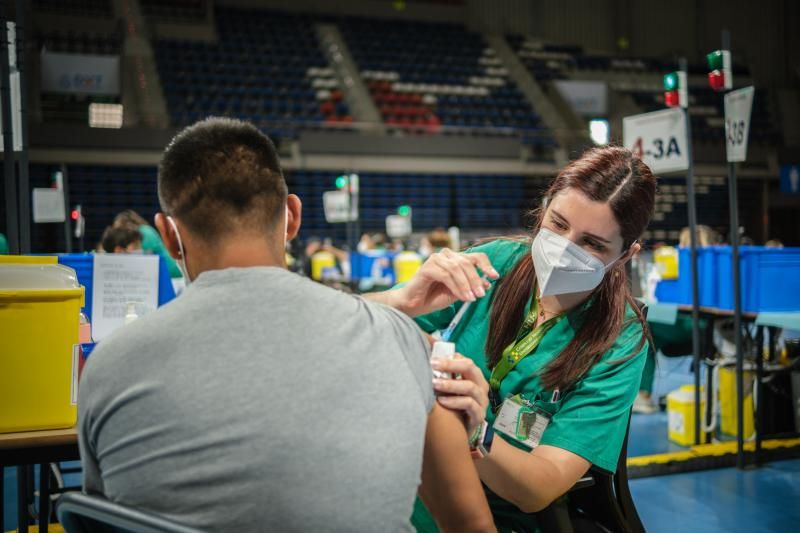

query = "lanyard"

[{"left": 489, "top": 297, "right": 565, "bottom": 391}]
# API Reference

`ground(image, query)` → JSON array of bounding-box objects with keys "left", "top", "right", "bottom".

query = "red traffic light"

[
  {"left": 71, "top": 210, "right": 80, "bottom": 221},
  {"left": 708, "top": 70, "right": 726, "bottom": 92},
  {"left": 664, "top": 91, "right": 680, "bottom": 108}
]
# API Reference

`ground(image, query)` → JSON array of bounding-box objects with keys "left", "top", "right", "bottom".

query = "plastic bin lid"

[{"left": 0, "top": 263, "right": 80, "bottom": 290}]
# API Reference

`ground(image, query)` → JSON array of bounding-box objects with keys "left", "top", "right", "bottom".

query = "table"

[{"left": 0, "top": 428, "right": 79, "bottom": 533}]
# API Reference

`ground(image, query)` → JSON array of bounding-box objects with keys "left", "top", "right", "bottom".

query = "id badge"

[{"left": 492, "top": 394, "right": 550, "bottom": 450}]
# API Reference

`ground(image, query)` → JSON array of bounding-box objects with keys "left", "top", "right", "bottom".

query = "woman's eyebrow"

[{"left": 551, "top": 209, "right": 612, "bottom": 244}]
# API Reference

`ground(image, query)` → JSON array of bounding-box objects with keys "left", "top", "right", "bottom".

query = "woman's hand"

[
  {"left": 432, "top": 355, "right": 490, "bottom": 437},
  {"left": 394, "top": 249, "right": 499, "bottom": 317}
]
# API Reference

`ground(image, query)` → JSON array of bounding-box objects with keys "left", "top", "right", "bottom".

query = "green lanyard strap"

[{"left": 489, "top": 298, "right": 564, "bottom": 391}]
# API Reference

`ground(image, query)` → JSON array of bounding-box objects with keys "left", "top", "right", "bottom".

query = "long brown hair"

[{"left": 486, "top": 146, "right": 656, "bottom": 391}]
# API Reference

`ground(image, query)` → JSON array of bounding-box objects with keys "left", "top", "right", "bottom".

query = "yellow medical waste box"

[
  {"left": 667, "top": 385, "right": 708, "bottom": 446},
  {"left": 310, "top": 251, "right": 336, "bottom": 281},
  {"left": 719, "top": 364, "right": 755, "bottom": 439},
  {"left": 654, "top": 246, "right": 679, "bottom": 280},
  {"left": 0, "top": 262, "right": 84, "bottom": 433},
  {"left": 394, "top": 251, "right": 423, "bottom": 284}
]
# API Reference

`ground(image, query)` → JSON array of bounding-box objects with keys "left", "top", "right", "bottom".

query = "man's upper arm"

[{"left": 418, "top": 404, "right": 494, "bottom": 532}]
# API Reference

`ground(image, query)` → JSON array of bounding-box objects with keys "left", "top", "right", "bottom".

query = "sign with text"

[
  {"left": 322, "top": 190, "right": 358, "bottom": 223},
  {"left": 553, "top": 80, "right": 608, "bottom": 116},
  {"left": 724, "top": 86, "right": 754, "bottom": 163},
  {"left": 386, "top": 214, "right": 412, "bottom": 238},
  {"left": 41, "top": 51, "right": 120, "bottom": 95},
  {"left": 91, "top": 254, "right": 159, "bottom": 341},
  {"left": 623, "top": 108, "right": 689, "bottom": 174},
  {"left": 32, "top": 188, "right": 65, "bottom": 223}
]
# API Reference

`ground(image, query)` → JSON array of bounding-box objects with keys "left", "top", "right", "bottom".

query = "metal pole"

[
  {"left": 38, "top": 463, "right": 50, "bottom": 531},
  {"left": 717, "top": 27, "right": 746, "bottom": 470},
  {"left": 61, "top": 164, "right": 72, "bottom": 253},
  {"left": 15, "top": 0, "right": 29, "bottom": 253},
  {"left": 729, "top": 160, "right": 745, "bottom": 468},
  {"left": 0, "top": 11, "right": 18, "bottom": 253},
  {"left": 681, "top": 56, "right": 703, "bottom": 446}
]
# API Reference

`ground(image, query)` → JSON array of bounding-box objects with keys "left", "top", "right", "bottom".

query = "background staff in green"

[{"left": 368, "top": 146, "right": 657, "bottom": 531}]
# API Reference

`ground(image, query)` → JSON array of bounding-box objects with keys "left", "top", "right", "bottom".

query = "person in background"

[
  {"left": 372, "top": 232, "right": 388, "bottom": 250},
  {"left": 765, "top": 239, "right": 784, "bottom": 248},
  {"left": 357, "top": 232, "right": 375, "bottom": 252},
  {"left": 420, "top": 227, "right": 453, "bottom": 257},
  {"left": 367, "top": 146, "right": 656, "bottom": 530},
  {"left": 678, "top": 224, "right": 718, "bottom": 247},
  {"left": 113, "top": 209, "right": 183, "bottom": 278},
  {"left": 78, "top": 118, "right": 494, "bottom": 532},
  {"left": 100, "top": 225, "right": 143, "bottom": 254},
  {"left": 0, "top": 232, "right": 8, "bottom": 254}
]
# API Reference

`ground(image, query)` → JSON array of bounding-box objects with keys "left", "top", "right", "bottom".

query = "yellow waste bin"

[
  {"left": 394, "top": 251, "right": 422, "bottom": 284},
  {"left": 310, "top": 251, "right": 336, "bottom": 281},
  {"left": 654, "top": 246, "right": 679, "bottom": 280},
  {"left": 719, "top": 364, "right": 755, "bottom": 439},
  {"left": 0, "top": 262, "right": 84, "bottom": 433},
  {"left": 667, "top": 385, "right": 708, "bottom": 446}
]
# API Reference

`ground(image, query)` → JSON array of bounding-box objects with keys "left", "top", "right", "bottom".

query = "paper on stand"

[{"left": 92, "top": 254, "right": 159, "bottom": 341}]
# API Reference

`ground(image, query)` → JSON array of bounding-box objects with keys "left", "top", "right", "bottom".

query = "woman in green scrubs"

[
  {"left": 113, "top": 210, "right": 183, "bottom": 278},
  {"left": 369, "top": 146, "right": 657, "bottom": 531}
]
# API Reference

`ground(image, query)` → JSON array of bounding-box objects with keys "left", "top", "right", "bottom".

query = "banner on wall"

[
  {"left": 553, "top": 80, "right": 608, "bottom": 116},
  {"left": 41, "top": 51, "right": 120, "bottom": 95}
]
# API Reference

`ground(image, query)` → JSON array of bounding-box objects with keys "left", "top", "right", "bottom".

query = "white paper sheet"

[{"left": 92, "top": 254, "right": 159, "bottom": 341}]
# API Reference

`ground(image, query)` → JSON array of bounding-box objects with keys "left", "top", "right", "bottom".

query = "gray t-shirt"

[{"left": 78, "top": 267, "right": 433, "bottom": 532}]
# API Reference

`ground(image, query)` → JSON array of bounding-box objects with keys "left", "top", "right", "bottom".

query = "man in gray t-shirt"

[{"left": 78, "top": 118, "right": 493, "bottom": 532}]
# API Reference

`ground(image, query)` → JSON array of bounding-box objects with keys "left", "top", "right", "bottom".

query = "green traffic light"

[
  {"left": 663, "top": 72, "right": 679, "bottom": 91},
  {"left": 398, "top": 205, "right": 411, "bottom": 217},
  {"left": 706, "top": 50, "right": 723, "bottom": 71},
  {"left": 335, "top": 176, "right": 347, "bottom": 189}
]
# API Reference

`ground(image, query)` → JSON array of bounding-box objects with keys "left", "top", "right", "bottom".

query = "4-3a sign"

[
  {"left": 631, "top": 136, "right": 682, "bottom": 161},
  {"left": 623, "top": 108, "right": 689, "bottom": 174}
]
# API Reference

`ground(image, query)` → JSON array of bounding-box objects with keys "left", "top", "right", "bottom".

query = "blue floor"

[{"left": 632, "top": 459, "right": 800, "bottom": 532}]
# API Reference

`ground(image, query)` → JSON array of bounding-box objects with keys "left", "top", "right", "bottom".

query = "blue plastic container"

[
  {"left": 350, "top": 251, "right": 396, "bottom": 283},
  {"left": 716, "top": 246, "right": 800, "bottom": 312},
  {"left": 654, "top": 247, "right": 718, "bottom": 307},
  {"left": 55, "top": 253, "right": 177, "bottom": 321}
]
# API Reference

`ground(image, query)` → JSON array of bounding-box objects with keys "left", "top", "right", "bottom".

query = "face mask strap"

[{"left": 167, "top": 216, "right": 192, "bottom": 284}]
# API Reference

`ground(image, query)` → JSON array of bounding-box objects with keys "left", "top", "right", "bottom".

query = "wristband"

[{"left": 469, "top": 420, "right": 494, "bottom": 459}]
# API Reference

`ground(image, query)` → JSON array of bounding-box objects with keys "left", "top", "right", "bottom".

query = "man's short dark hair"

[
  {"left": 158, "top": 117, "right": 287, "bottom": 241},
  {"left": 101, "top": 225, "right": 141, "bottom": 253}
]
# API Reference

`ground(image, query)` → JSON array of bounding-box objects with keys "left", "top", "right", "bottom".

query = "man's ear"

[
  {"left": 155, "top": 213, "right": 182, "bottom": 260},
  {"left": 286, "top": 194, "right": 302, "bottom": 242}
]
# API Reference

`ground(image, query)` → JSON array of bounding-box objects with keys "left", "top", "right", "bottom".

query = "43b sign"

[
  {"left": 724, "top": 86, "right": 754, "bottom": 163},
  {"left": 623, "top": 108, "right": 689, "bottom": 174}
]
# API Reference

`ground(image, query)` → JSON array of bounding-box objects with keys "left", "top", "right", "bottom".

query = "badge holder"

[{"left": 492, "top": 395, "right": 551, "bottom": 450}]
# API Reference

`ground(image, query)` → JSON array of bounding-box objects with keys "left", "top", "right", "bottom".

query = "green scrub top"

[
  {"left": 411, "top": 239, "right": 648, "bottom": 531},
  {"left": 138, "top": 224, "right": 183, "bottom": 278},
  {"left": 0, "top": 232, "right": 8, "bottom": 254}
]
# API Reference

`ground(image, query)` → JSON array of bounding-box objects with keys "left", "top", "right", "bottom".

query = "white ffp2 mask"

[{"left": 531, "top": 228, "right": 619, "bottom": 297}]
